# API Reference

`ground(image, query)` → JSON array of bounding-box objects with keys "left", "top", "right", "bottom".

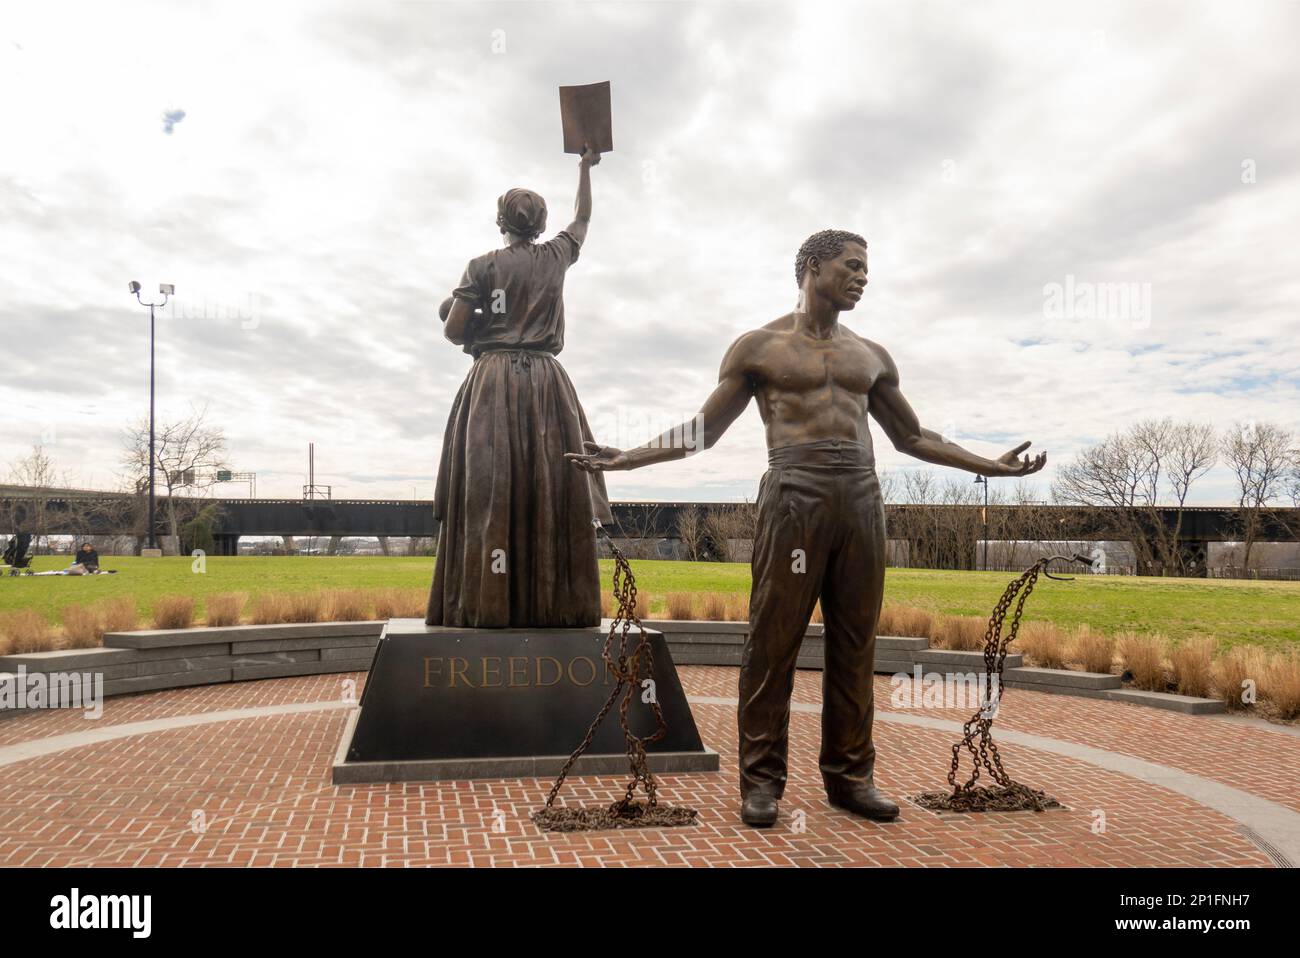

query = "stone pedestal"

[{"left": 331, "top": 618, "right": 719, "bottom": 783}]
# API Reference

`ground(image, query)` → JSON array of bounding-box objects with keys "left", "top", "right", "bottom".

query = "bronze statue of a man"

[{"left": 569, "top": 229, "right": 1046, "bottom": 827}]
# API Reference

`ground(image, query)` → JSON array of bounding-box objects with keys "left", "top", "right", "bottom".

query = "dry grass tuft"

[
  {"left": 631, "top": 590, "right": 654, "bottom": 619},
  {"left": 249, "top": 593, "right": 290, "bottom": 625},
  {"left": 1017, "top": 621, "right": 1069, "bottom": 669},
  {"left": 1170, "top": 637, "right": 1216, "bottom": 698},
  {"left": 100, "top": 597, "right": 138, "bottom": 634},
  {"left": 809, "top": 601, "right": 823, "bottom": 624},
  {"left": 1, "top": 610, "right": 57, "bottom": 654},
  {"left": 324, "top": 589, "right": 371, "bottom": 623},
  {"left": 152, "top": 596, "right": 195, "bottom": 630},
  {"left": 284, "top": 591, "right": 324, "bottom": 624},
  {"left": 1261, "top": 652, "right": 1300, "bottom": 720},
  {"left": 204, "top": 593, "right": 245, "bottom": 627},
  {"left": 930, "top": 615, "right": 987, "bottom": 652},
  {"left": 696, "top": 592, "right": 727, "bottom": 621},
  {"left": 1071, "top": 625, "right": 1116, "bottom": 674},
  {"left": 725, "top": 592, "right": 750, "bottom": 623},
  {"left": 60, "top": 604, "right": 105, "bottom": 649},
  {"left": 664, "top": 592, "right": 696, "bottom": 620},
  {"left": 878, "top": 604, "right": 934, "bottom": 639},
  {"left": 380, "top": 588, "right": 426, "bottom": 619},
  {"left": 1213, "top": 647, "right": 1266, "bottom": 710},
  {"left": 1118, "top": 631, "right": 1168, "bottom": 691}
]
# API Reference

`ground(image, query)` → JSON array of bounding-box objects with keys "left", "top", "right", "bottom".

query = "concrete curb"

[{"left": 0, "top": 618, "right": 1227, "bottom": 719}]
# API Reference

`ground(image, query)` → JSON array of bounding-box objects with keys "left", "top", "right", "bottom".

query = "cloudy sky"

[{"left": 3, "top": 0, "right": 1297, "bottom": 505}]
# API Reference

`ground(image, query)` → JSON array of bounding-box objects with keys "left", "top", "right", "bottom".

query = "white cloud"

[{"left": 2, "top": 0, "right": 1297, "bottom": 505}]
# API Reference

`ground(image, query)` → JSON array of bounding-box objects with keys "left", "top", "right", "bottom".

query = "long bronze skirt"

[{"left": 426, "top": 348, "right": 613, "bottom": 628}]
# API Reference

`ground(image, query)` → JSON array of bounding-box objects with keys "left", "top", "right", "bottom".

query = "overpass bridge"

[{"left": 3, "top": 487, "right": 1297, "bottom": 572}]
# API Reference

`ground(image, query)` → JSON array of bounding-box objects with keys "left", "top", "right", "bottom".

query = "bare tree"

[
  {"left": 611, "top": 503, "right": 665, "bottom": 560},
  {"left": 1224, "top": 421, "right": 1295, "bottom": 571},
  {"left": 877, "top": 468, "right": 898, "bottom": 504},
  {"left": 702, "top": 502, "right": 758, "bottom": 562},
  {"left": 5, "top": 445, "right": 58, "bottom": 551},
  {"left": 1138, "top": 419, "right": 1217, "bottom": 574},
  {"left": 675, "top": 504, "right": 706, "bottom": 561},
  {"left": 120, "top": 406, "right": 229, "bottom": 554},
  {"left": 1053, "top": 418, "right": 1218, "bottom": 575}
]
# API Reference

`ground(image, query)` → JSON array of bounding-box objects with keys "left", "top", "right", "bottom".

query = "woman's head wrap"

[{"left": 496, "top": 188, "right": 548, "bottom": 241}]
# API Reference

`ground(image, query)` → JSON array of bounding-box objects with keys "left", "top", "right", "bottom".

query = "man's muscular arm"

[
  {"left": 567, "top": 334, "right": 757, "bottom": 472},
  {"left": 868, "top": 346, "right": 1046, "bottom": 478}
]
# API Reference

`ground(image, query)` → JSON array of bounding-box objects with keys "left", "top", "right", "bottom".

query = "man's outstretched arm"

[
  {"left": 868, "top": 347, "right": 1046, "bottom": 477},
  {"left": 568, "top": 336, "right": 756, "bottom": 472}
]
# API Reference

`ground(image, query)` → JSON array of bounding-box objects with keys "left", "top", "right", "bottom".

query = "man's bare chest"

[{"left": 754, "top": 340, "right": 884, "bottom": 397}]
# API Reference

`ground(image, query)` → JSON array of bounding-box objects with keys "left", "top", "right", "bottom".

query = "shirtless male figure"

[{"left": 568, "top": 229, "right": 1046, "bottom": 827}]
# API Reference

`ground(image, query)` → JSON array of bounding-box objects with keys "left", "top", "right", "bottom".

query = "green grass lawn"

[{"left": 2, "top": 555, "right": 1297, "bottom": 651}]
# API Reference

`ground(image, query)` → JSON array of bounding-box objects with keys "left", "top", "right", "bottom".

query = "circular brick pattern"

[{"left": 0, "top": 667, "right": 1286, "bottom": 867}]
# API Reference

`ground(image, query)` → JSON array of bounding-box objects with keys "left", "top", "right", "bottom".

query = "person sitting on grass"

[
  {"left": 70, "top": 543, "right": 99, "bottom": 574},
  {"left": 28, "top": 542, "right": 110, "bottom": 576}
]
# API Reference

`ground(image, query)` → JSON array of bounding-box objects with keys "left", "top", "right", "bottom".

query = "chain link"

[
  {"left": 532, "top": 531, "right": 698, "bottom": 832},
  {"left": 915, "top": 553, "right": 1093, "bottom": 813}
]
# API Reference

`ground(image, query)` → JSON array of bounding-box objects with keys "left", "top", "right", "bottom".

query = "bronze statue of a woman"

[{"left": 426, "top": 146, "right": 611, "bottom": 628}]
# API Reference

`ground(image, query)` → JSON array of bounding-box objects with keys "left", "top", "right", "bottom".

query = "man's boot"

[
  {"left": 825, "top": 781, "right": 899, "bottom": 821},
  {"left": 741, "top": 792, "right": 779, "bottom": 827}
]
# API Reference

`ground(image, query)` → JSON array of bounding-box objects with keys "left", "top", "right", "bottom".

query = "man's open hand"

[
  {"left": 988, "top": 441, "right": 1047, "bottom": 477},
  {"left": 566, "top": 440, "right": 627, "bottom": 472}
]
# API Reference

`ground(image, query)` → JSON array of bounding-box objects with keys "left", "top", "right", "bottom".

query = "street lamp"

[
  {"left": 973, "top": 474, "right": 989, "bottom": 571},
  {"left": 130, "top": 282, "right": 173, "bottom": 554}
]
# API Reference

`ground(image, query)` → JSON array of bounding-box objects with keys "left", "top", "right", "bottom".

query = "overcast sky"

[{"left": 3, "top": 0, "right": 1297, "bottom": 505}]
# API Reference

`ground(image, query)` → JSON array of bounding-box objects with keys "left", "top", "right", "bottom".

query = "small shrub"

[
  {"left": 1, "top": 610, "right": 57, "bottom": 653},
  {"left": 1261, "top": 652, "right": 1300, "bottom": 720},
  {"left": 249, "top": 594, "right": 290, "bottom": 625},
  {"left": 1118, "top": 631, "right": 1168, "bottom": 691},
  {"left": 1170, "top": 637, "right": 1216, "bottom": 698},
  {"left": 1213, "top": 647, "right": 1267, "bottom": 710},
  {"left": 664, "top": 592, "right": 696, "bottom": 620},
  {"left": 205, "top": 593, "right": 245, "bottom": 627},
  {"left": 1017, "top": 621, "right": 1068, "bottom": 669},
  {"left": 100, "top": 597, "right": 138, "bottom": 634},
  {"left": 60, "top": 604, "right": 104, "bottom": 649},
  {"left": 324, "top": 589, "right": 370, "bottom": 622},
  {"left": 1071, "top": 625, "right": 1116, "bottom": 674},
  {"left": 152, "top": 596, "right": 195, "bottom": 630}
]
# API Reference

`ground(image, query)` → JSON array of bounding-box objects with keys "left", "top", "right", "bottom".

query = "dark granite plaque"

[{"left": 344, "top": 619, "right": 710, "bottom": 768}]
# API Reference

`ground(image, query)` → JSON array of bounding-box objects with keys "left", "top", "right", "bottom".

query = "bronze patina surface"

[
  {"left": 569, "top": 230, "right": 1046, "bottom": 824},
  {"left": 427, "top": 145, "right": 612, "bottom": 629}
]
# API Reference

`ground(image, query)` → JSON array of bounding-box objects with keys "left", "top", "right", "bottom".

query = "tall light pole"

[
  {"left": 129, "top": 281, "right": 173, "bottom": 554},
  {"left": 973, "top": 474, "right": 989, "bottom": 571}
]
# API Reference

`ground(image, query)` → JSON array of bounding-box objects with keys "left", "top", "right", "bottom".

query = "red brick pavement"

[{"left": 0, "top": 666, "right": 1286, "bottom": 867}]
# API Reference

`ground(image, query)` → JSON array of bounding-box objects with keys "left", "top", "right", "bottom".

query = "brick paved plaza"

[{"left": 1, "top": 665, "right": 1295, "bottom": 868}]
